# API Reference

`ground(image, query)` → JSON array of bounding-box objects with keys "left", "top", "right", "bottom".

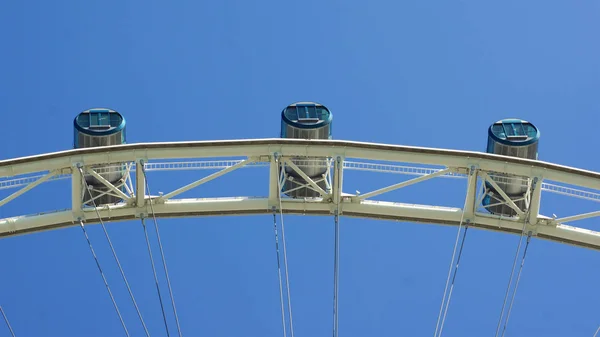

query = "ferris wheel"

[{"left": 1, "top": 103, "right": 600, "bottom": 336}]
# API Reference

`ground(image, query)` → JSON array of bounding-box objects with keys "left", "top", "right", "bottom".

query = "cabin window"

[
  {"left": 89, "top": 112, "right": 110, "bottom": 129},
  {"left": 491, "top": 125, "right": 505, "bottom": 138},
  {"left": 297, "top": 105, "right": 319, "bottom": 122},
  {"left": 284, "top": 105, "right": 329, "bottom": 123},
  {"left": 497, "top": 121, "right": 535, "bottom": 141},
  {"left": 317, "top": 107, "right": 329, "bottom": 120},
  {"left": 284, "top": 106, "right": 298, "bottom": 121}
]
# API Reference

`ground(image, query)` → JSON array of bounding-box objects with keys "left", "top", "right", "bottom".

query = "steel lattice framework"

[{"left": 1, "top": 138, "right": 600, "bottom": 250}]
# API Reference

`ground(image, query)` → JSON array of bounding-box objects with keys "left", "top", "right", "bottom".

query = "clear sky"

[{"left": 1, "top": 0, "right": 600, "bottom": 336}]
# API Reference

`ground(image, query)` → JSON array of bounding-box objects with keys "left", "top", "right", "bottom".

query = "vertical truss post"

[
  {"left": 136, "top": 160, "right": 146, "bottom": 207},
  {"left": 332, "top": 156, "right": 344, "bottom": 205},
  {"left": 462, "top": 165, "right": 478, "bottom": 222},
  {"left": 528, "top": 177, "right": 542, "bottom": 225},
  {"left": 269, "top": 153, "right": 281, "bottom": 206},
  {"left": 72, "top": 164, "right": 83, "bottom": 218}
]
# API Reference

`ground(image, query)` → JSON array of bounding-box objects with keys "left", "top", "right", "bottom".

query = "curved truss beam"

[
  {"left": 1, "top": 138, "right": 600, "bottom": 250},
  {"left": 1, "top": 139, "right": 599, "bottom": 187},
  {"left": 0, "top": 198, "right": 597, "bottom": 250}
]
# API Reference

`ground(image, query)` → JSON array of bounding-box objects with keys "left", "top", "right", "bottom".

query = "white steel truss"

[{"left": 1, "top": 139, "right": 600, "bottom": 250}]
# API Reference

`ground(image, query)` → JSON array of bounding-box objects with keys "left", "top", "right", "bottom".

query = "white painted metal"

[
  {"left": 71, "top": 166, "right": 82, "bottom": 216},
  {"left": 528, "top": 177, "right": 542, "bottom": 225},
  {"left": 1, "top": 139, "right": 599, "bottom": 189},
  {"left": 355, "top": 168, "right": 452, "bottom": 201},
  {"left": 0, "top": 197, "right": 596, "bottom": 249},
  {"left": 333, "top": 157, "right": 343, "bottom": 205},
  {"left": 461, "top": 167, "right": 478, "bottom": 222},
  {"left": 159, "top": 159, "right": 253, "bottom": 201},
  {"left": 0, "top": 161, "right": 596, "bottom": 205},
  {"left": 282, "top": 158, "right": 328, "bottom": 197},
  {"left": 0, "top": 139, "right": 600, "bottom": 250},
  {"left": 86, "top": 168, "right": 130, "bottom": 201},
  {"left": 481, "top": 172, "right": 525, "bottom": 217},
  {"left": 136, "top": 160, "right": 145, "bottom": 207},
  {"left": 268, "top": 155, "right": 280, "bottom": 205},
  {"left": 555, "top": 211, "right": 600, "bottom": 224},
  {"left": 0, "top": 170, "right": 57, "bottom": 207}
]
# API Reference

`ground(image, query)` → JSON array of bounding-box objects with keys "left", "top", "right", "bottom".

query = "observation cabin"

[
  {"left": 281, "top": 102, "right": 333, "bottom": 140},
  {"left": 280, "top": 102, "right": 333, "bottom": 198},
  {"left": 483, "top": 118, "right": 540, "bottom": 217},
  {"left": 73, "top": 108, "right": 127, "bottom": 205}
]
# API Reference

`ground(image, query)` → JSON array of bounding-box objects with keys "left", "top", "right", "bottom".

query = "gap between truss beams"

[
  {"left": 355, "top": 168, "right": 452, "bottom": 201},
  {"left": 0, "top": 170, "right": 57, "bottom": 208},
  {"left": 282, "top": 159, "right": 328, "bottom": 197},
  {"left": 480, "top": 172, "right": 525, "bottom": 218},
  {"left": 159, "top": 159, "right": 254, "bottom": 201}
]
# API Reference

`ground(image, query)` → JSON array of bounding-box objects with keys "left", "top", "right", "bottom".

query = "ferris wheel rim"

[
  {"left": 1, "top": 138, "right": 599, "bottom": 251},
  {"left": 1, "top": 197, "right": 596, "bottom": 250},
  {"left": 1, "top": 138, "right": 599, "bottom": 182}
]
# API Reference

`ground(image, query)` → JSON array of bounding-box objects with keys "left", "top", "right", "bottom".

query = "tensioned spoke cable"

[
  {"left": 437, "top": 225, "right": 469, "bottom": 337},
  {"left": 593, "top": 325, "right": 600, "bottom": 337},
  {"left": 332, "top": 213, "right": 340, "bottom": 337},
  {"left": 276, "top": 157, "right": 295, "bottom": 337},
  {"left": 0, "top": 305, "right": 16, "bottom": 337},
  {"left": 499, "top": 234, "right": 532, "bottom": 337},
  {"left": 142, "top": 164, "right": 183, "bottom": 337},
  {"left": 332, "top": 157, "right": 342, "bottom": 337},
  {"left": 494, "top": 224, "right": 529, "bottom": 337},
  {"left": 272, "top": 211, "right": 288, "bottom": 337},
  {"left": 434, "top": 170, "right": 474, "bottom": 337},
  {"left": 79, "top": 219, "right": 130, "bottom": 337},
  {"left": 78, "top": 168, "right": 151, "bottom": 337},
  {"left": 141, "top": 217, "right": 171, "bottom": 337}
]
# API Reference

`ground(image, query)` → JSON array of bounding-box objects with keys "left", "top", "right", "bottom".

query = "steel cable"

[
  {"left": 434, "top": 169, "right": 475, "bottom": 337},
  {"left": 140, "top": 217, "right": 171, "bottom": 337},
  {"left": 0, "top": 305, "right": 16, "bottom": 337},
  {"left": 272, "top": 212, "right": 289, "bottom": 337},
  {"left": 332, "top": 157, "right": 342, "bottom": 337},
  {"left": 142, "top": 163, "right": 183, "bottom": 337},
  {"left": 275, "top": 157, "right": 295, "bottom": 337},
  {"left": 79, "top": 166, "right": 147, "bottom": 336},
  {"left": 499, "top": 234, "right": 532, "bottom": 337},
  {"left": 79, "top": 219, "right": 130, "bottom": 337}
]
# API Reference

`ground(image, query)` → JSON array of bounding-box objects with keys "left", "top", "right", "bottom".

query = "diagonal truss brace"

[
  {"left": 480, "top": 172, "right": 525, "bottom": 217},
  {"left": 282, "top": 158, "right": 328, "bottom": 197},
  {"left": 284, "top": 175, "right": 328, "bottom": 195},
  {"left": 355, "top": 168, "right": 452, "bottom": 201},
  {"left": 555, "top": 211, "right": 600, "bottom": 224},
  {"left": 0, "top": 170, "right": 57, "bottom": 207},
  {"left": 86, "top": 168, "right": 131, "bottom": 201},
  {"left": 159, "top": 159, "right": 254, "bottom": 201}
]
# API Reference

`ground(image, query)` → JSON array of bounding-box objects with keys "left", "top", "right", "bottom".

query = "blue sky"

[{"left": 1, "top": 0, "right": 600, "bottom": 336}]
